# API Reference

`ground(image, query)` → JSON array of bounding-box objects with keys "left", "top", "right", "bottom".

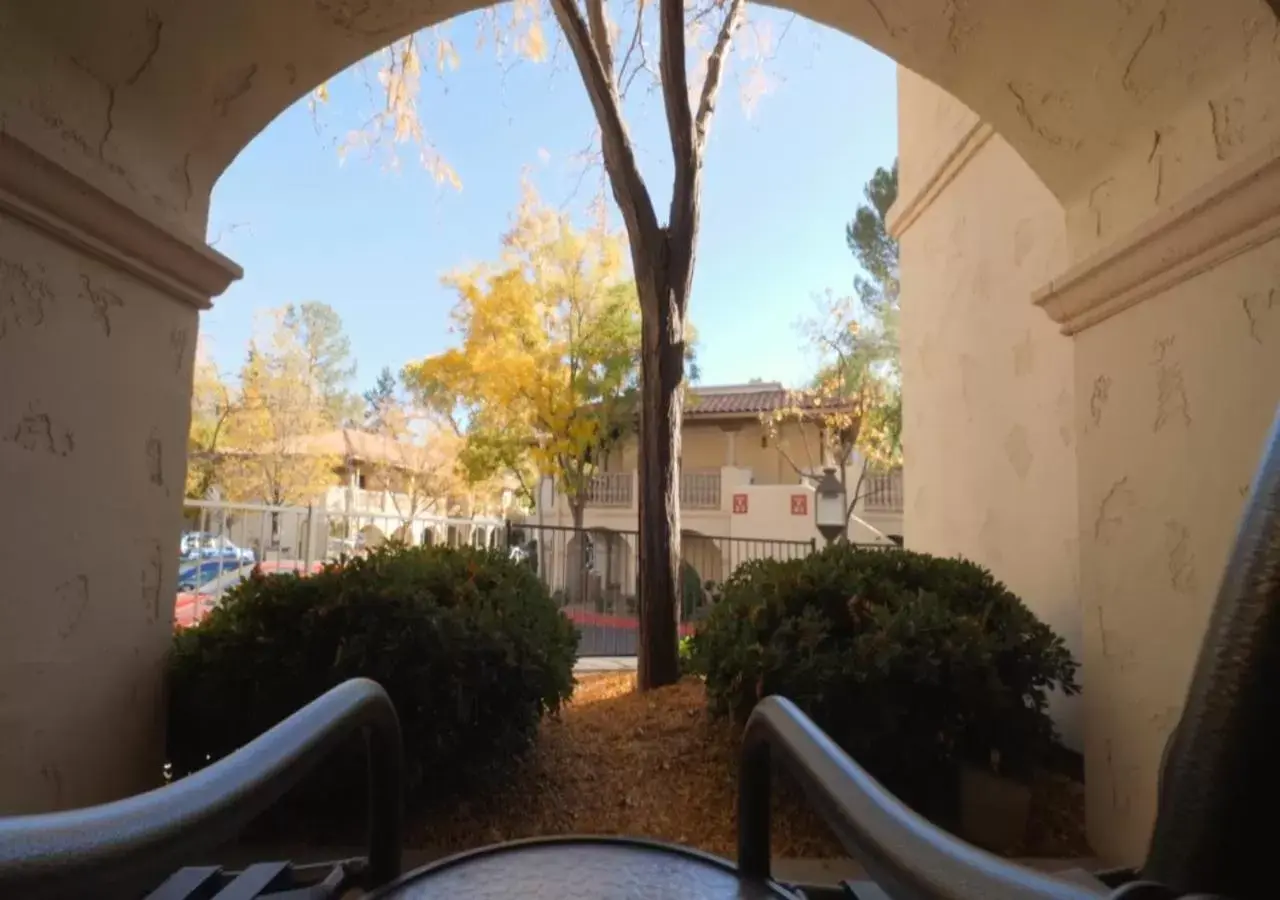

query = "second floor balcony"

[
  {"left": 580, "top": 469, "right": 723, "bottom": 511},
  {"left": 862, "top": 468, "right": 904, "bottom": 514}
]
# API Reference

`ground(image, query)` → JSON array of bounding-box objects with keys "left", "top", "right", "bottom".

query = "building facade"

[{"left": 534, "top": 383, "right": 905, "bottom": 548}]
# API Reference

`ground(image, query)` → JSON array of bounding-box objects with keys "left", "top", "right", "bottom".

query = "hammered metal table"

[{"left": 365, "top": 837, "right": 801, "bottom": 899}]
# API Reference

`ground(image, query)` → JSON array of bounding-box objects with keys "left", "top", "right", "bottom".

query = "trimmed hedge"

[
  {"left": 689, "top": 544, "right": 1078, "bottom": 809},
  {"left": 167, "top": 543, "right": 578, "bottom": 816}
]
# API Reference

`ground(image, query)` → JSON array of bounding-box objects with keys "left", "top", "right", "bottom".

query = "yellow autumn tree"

[
  {"left": 319, "top": 0, "right": 786, "bottom": 687},
  {"left": 762, "top": 289, "right": 902, "bottom": 537},
  {"left": 404, "top": 183, "right": 641, "bottom": 535},
  {"left": 365, "top": 376, "right": 470, "bottom": 530},
  {"left": 220, "top": 309, "right": 339, "bottom": 509},
  {"left": 185, "top": 338, "right": 238, "bottom": 500}
]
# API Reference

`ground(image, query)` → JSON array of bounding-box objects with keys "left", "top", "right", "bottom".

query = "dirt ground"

[{"left": 411, "top": 673, "right": 1091, "bottom": 861}]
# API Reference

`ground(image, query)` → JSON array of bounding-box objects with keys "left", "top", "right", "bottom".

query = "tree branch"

[
  {"left": 659, "top": 0, "right": 694, "bottom": 196},
  {"left": 549, "top": 0, "right": 660, "bottom": 248},
  {"left": 694, "top": 0, "right": 746, "bottom": 154},
  {"left": 617, "top": 0, "right": 648, "bottom": 97},
  {"left": 844, "top": 457, "right": 870, "bottom": 530},
  {"left": 585, "top": 0, "right": 615, "bottom": 81}
]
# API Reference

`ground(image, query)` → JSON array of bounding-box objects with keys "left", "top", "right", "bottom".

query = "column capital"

[{"left": 0, "top": 134, "right": 241, "bottom": 309}]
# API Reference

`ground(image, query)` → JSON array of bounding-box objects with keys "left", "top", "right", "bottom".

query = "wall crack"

[
  {"left": 1121, "top": 6, "right": 1168, "bottom": 98},
  {"left": 1090, "top": 374, "right": 1112, "bottom": 427},
  {"left": 124, "top": 10, "right": 165, "bottom": 86},
  {"left": 214, "top": 63, "right": 259, "bottom": 118},
  {"left": 0, "top": 258, "right": 52, "bottom": 341},
  {"left": 1094, "top": 476, "right": 1134, "bottom": 543},
  {"left": 1152, "top": 336, "right": 1191, "bottom": 431},
  {"left": 1007, "top": 82, "right": 1082, "bottom": 150},
  {"left": 79, "top": 275, "right": 124, "bottom": 336},
  {"left": 6, "top": 407, "right": 76, "bottom": 457},
  {"left": 1242, "top": 288, "right": 1276, "bottom": 343}
]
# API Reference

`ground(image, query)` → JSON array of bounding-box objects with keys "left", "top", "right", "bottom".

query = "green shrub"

[
  {"left": 167, "top": 543, "right": 578, "bottom": 817},
  {"left": 681, "top": 561, "right": 707, "bottom": 619},
  {"left": 678, "top": 633, "right": 699, "bottom": 675},
  {"left": 691, "top": 544, "right": 1078, "bottom": 809}
]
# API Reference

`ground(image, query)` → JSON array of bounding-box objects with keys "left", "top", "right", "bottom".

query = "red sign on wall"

[
  {"left": 790, "top": 494, "right": 808, "bottom": 516},
  {"left": 732, "top": 493, "right": 749, "bottom": 515}
]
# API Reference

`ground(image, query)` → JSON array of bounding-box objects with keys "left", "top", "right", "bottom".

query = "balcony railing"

[
  {"left": 863, "top": 468, "right": 904, "bottom": 513},
  {"left": 581, "top": 471, "right": 723, "bottom": 510},
  {"left": 681, "top": 470, "right": 722, "bottom": 510},
  {"left": 586, "top": 472, "right": 633, "bottom": 507}
]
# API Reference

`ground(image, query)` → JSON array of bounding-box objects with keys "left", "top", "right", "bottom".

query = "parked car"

[
  {"left": 176, "top": 558, "right": 243, "bottom": 592},
  {"left": 179, "top": 532, "right": 256, "bottom": 563},
  {"left": 173, "top": 559, "right": 322, "bottom": 629}
]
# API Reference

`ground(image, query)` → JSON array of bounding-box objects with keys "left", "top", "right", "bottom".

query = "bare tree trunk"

[
  {"left": 547, "top": 0, "right": 742, "bottom": 691},
  {"left": 637, "top": 271, "right": 685, "bottom": 690},
  {"left": 843, "top": 457, "right": 870, "bottom": 541}
]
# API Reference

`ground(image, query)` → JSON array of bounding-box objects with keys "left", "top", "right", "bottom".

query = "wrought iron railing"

[{"left": 0, "top": 679, "right": 404, "bottom": 900}]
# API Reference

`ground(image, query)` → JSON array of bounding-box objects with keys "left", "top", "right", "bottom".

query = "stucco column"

[
  {"left": 1037, "top": 137, "right": 1280, "bottom": 866},
  {"left": 0, "top": 135, "right": 239, "bottom": 813}
]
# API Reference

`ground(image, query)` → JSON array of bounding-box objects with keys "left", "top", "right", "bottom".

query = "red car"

[{"left": 174, "top": 559, "right": 324, "bottom": 629}]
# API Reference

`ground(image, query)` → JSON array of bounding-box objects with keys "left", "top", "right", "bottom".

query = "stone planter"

[{"left": 957, "top": 765, "right": 1032, "bottom": 853}]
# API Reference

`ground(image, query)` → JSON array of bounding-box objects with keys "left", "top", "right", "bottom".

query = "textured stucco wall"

[
  {"left": 895, "top": 71, "right": 1082, "bottom": 750},
  {"left": 0, "top": 208, "right": 196, "bottom": 813},
  {"left": 1073, "top": 237, "right": 1280, "bottom": 864},
  {"left": 896, "top": 70, "right": 981, "bottom": 206},
  {"left": 1063, "top": 11, "right": 1280, "bottom": 265},
  {"left": 1055, "top": 26, "right": 1280, "bottom": 864},
  {"left": 900, "top": 33, "right": 1280, "bottom": 863},
  {"left": 680, "top": 423, "right": 734, "bottom": 472}
]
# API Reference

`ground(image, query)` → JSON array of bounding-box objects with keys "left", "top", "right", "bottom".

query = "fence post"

[{"left": 304, "top": 504, "right": 315, "bottom": 570}]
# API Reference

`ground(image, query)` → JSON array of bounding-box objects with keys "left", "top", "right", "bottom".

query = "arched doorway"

[{"left": 2, "top": 0, "right": 1278, "bottom": 864}]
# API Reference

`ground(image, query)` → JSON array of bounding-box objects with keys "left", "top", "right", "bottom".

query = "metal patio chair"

[{"left": 1, "top": 407, "right": 1276, "bottom": 899}]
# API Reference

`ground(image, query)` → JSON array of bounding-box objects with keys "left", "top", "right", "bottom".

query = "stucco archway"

[
  {"left": 2, "top": 0, "right": 1280, "bottom": 867},
  {"left": 4, "top": 0, "right": 1272, "bottom": 239}
]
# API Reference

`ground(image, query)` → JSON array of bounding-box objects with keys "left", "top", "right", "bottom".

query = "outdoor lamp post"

[{"left": 814, "top": 467, "right": 847, "bottom": 546}]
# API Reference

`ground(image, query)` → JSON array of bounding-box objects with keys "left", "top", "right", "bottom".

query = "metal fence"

[
  {"left": 501, "top": 522, "right": 817, "bottom": 656},
  {"left": 182, "top": 500, "right": 504, "bottom": 564},
  {"left": 176, "top": 500, "right": 505, "bottom": 624},
  {"left": 178, "top": 501, "right": 878, "bottom": 659}
]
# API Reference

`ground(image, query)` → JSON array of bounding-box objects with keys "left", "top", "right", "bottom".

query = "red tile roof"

[{"left": 684, "top": 383, "right": 822, "bottom": 417}]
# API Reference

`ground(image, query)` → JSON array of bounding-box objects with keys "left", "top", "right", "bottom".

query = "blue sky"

[{"left": 203, "top": 9, "right": 897, "bottom": 397}]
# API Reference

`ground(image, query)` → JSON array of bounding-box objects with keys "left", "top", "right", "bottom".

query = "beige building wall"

[
  {"left": 0, "top": 203, "right": 201, "bottom": 813},
  {"left": 897, "top": 41, "right": 1280, "bottom": 863},
  {"left": 605, "top": 417, "right": 827, "bottom": 487},
  {"left": 680, "top": 422, "right": 733, "bottom": 472},
  {"left": 1067, "top": 194, "right": 1280, "bottom": 864},
  {"left": 892, "top": 69, "right": 1082, "bottom": 752}
]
